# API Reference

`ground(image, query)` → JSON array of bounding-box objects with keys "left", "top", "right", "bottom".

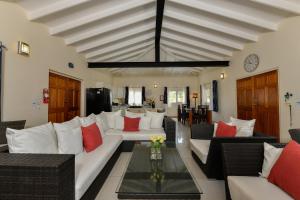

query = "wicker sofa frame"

[
  {"left": 0, "top": 117, "right": 176, "bottom": 200},
  {"left": 190, "top": 123, "right": 277, "bottom": 179},
  {"left": 222, "top": 143, "right": 286, "bottom": 200}
]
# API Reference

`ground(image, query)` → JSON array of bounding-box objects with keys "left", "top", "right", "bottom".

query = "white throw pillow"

[
  {"left": 103, "top": 110, "right": 121, "bottom": 129},
  {"left": 260, "top": 142, "right": 283, "bottom": 178},
  {"left": 146, "top": 111, "right": 165, "bottom": 129},
  {"left": 230, "top": 117, "right": 256, "bottom": 137},
  {"left": 126, "top": 111, "right": 145, "bottom": 118},
  {"left": 139, "top": 116, "right": 151, "bottom": 130},
  {"left": 95, "top": 112, "right": 109, "bottom": 133},
  {"left": 6, "top": 122, "right": 58, "bottom": 154},
  {"left": 62, "top": 116, "right": 81, "bottom": 128},
  {"left": 54, "top": 123, "right": 83, "bottom": 155},
  {"left": 115, "top": 116, "right": 124, "bottom": 130},
  {"left": 80, "top": 113, "right": 96, "bottom": 126}
]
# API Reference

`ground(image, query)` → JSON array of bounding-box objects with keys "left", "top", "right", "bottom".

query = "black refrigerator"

[{"left": 86, "top": 88, "right": 112, "bottom": 115}]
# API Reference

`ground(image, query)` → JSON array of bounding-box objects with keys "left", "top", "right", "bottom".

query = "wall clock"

[{"left": 244, "top": 54, "right": 259, "bottom": 72}]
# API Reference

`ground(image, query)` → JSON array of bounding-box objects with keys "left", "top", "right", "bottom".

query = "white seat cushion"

[
  {"left": 75, "top": 135, "right": 122, "bottom": 200},
  {"left": 105, "top": 128, "right": 166, "bottom": 141},
  {"left": 228, "top": 176, "right": 292, "bottom": 200},
  {"left": 190, "top": 139, "right": 211, "bottom": 164}
]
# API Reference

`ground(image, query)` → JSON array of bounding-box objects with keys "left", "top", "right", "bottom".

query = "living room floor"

[{"left": 96, "top": 121, "right": 226, "bottom": 200}]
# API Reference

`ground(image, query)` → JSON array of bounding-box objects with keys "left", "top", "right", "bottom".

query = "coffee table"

[{"left": 116, "top": 142, "right": 202, "bottom": 199}]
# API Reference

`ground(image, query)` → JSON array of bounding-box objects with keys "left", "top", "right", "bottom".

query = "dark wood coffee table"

[{"left": 116, "top": 142, "right": 202, "bottom": 199}]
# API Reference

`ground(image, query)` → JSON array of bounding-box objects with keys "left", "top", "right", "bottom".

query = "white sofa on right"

[
  {"left": 222, "top": 142, "right": 293, "bottom": 200},
  {"left": 228, "top": 176, "right": 292, "bottom": 200}
]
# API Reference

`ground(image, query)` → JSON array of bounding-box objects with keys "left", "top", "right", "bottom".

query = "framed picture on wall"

[{"left": 160, "top": 95, "right": 164, "bottom": 101}]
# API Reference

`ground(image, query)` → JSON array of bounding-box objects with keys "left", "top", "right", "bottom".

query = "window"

[
  {"left": 128, "top": 87, "right": 142, "bottom": 106},
  {"left": 168, "top": 88, "right": 185, "bottom": 106},
  {"left": 202, "top": 83, "right": 211, "bottom": 106}
]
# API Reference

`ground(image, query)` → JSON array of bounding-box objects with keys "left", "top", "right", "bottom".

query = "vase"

[{"left": 150, "top": 147, "right": 162, "bottom": 160}]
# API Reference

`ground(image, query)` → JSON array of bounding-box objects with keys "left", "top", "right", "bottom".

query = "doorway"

[
  {"left": 237, "top": 70, "right": 279, "bottom": 139},
  {"left": 48, "top": 72, "right": 81, "bottom": 123}
]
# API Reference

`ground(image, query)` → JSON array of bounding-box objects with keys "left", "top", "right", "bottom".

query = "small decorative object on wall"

[
  {"left": 18, "top": 41, "right": 30, "bottom": 56},
  {"left": 220, "top": 73, "right": 225, "bottom": 79},
  {"left": 154, "top": 84, "right": 158, "bottom": 88},
  {"left": 68, "top": 62, "right": 74, "bottom": 68},
  {"left": 160, "top": 95, "right": 164, "bottom": 101},
  {"left": 244, "top": 53, "right": 259, "bottom": 72},
  {"left": 284, "top": 92, "right": 293, "bottom": 127},
  {"left": 284, "top": 92, "right": 293, "bottom": 102},
  {"left": 43, "top": 88, "right": 49, "bottom": 104}
]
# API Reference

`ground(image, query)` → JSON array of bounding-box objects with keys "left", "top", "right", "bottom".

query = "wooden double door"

[
  {"left": 48, "top": 72, "right": 81, "bottom": 123},
  {"left": 237, "top": 70, "right": 279, "bottom": 139}
]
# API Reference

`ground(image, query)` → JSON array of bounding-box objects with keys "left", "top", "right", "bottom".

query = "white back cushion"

[
  {"left": 54, "top": 123, "right": 83, "bottom": 155},
  {"left": 260, "top": 142, "right": 283, "bottom": 178},
  {"left": 103, "top": 110, "right": 121, "bottom": 129},
  {"left": 62, "top": 116, "right": 81, "bottom": 128},
  {"left": 139, "top": 116, "right": 151, "bottom": 130},
  {"left": 115, "top": 116, "right": 124, "bottom": 130},
  {"left": 79, "top": 114, "right": 96, "bottom": 127},
  {"left": 146, "top": 111, "right": 165, "bottom": 129},
  {"left": 6, "top": 122, "right": 58, "bottom": 154},
  {"left": 230, "top": 117, "right": 256, "bottom": 137},
  {"left": 95, "top": 112, "right": 109, "bottom": 133},
  {"left": 126, "top": 111, "right": 145, "bottom": 118}
]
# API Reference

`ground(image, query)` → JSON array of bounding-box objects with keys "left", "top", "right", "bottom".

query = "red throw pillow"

[
  {"left": 268, "top": 140, "right": 300, "bottom": 199},
  {"left": 81, "top": 123, "right": 103, "bottom": 152},
  {"left": 123, "top": 116, "right": 140, "bottom": 132},
  {"left": 216, "top": 121, "right": 237, "bottom": 137}
]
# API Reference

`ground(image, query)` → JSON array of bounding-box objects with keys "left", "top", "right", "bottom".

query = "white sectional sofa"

[{"left": 1, "top": 111, "right": 176, "bottom": 200}]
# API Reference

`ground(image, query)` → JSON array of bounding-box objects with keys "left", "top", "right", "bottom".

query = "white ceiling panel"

[{"left": 10, "top": 0, "right": 300, "bottom": 75}]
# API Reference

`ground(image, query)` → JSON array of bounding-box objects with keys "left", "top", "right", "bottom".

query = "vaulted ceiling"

[{"left": 11, "top": 0, "right": 300, "bottom": 75}]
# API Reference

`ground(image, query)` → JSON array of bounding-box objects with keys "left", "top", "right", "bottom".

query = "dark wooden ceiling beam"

[
  {"left": 88, "top": 61, "right": 229, "bottom": 68},
  {"left": 155, "top": 0, "right": 165, "bottom": 62}
]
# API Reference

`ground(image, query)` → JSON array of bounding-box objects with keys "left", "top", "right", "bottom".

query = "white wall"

[
  {"left": 199, "top": 16, "right": 300, "bottom": 142},
  {"left": 112, "top": 75, "right": 200, "bottom": 116},
  {"left": 0, "top": 2, "right": 112, "bottom": 127}
]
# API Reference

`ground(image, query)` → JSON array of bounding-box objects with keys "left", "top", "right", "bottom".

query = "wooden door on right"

[{"left": 237, "top": 70, "right": 279, "bottom": 139}]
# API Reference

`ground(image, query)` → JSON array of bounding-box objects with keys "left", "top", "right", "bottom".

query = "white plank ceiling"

[{"left": 10, "top": 0, "right": 300, "bottom": 75}]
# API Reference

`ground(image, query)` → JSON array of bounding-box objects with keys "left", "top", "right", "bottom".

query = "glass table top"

[{"left": 116, "top": 142, "right": 202, "bottom": 199}]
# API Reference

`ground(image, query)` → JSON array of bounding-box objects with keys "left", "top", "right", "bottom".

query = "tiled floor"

[{"left": 96, "top": 121, "right": 226, "bottom": 200}]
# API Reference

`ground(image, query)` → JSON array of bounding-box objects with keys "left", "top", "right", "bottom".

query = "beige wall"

[
  {"left": 0, "top": 2, "right": 112, "bottom": 127},
  {"left": 112, "top": 75, "right": 200, "bottom": 116},
  {"left": 199, "top": 16, "right": 300, "bottom": 142}
]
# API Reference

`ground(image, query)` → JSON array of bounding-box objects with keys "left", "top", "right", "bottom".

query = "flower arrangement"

[{"left": 150, "top": 135, "right": 165, "bottom": 148}]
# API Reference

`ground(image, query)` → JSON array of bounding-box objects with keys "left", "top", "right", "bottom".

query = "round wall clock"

[{"left": 244, "top": 54, "right": 259, "bottom": 72}]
